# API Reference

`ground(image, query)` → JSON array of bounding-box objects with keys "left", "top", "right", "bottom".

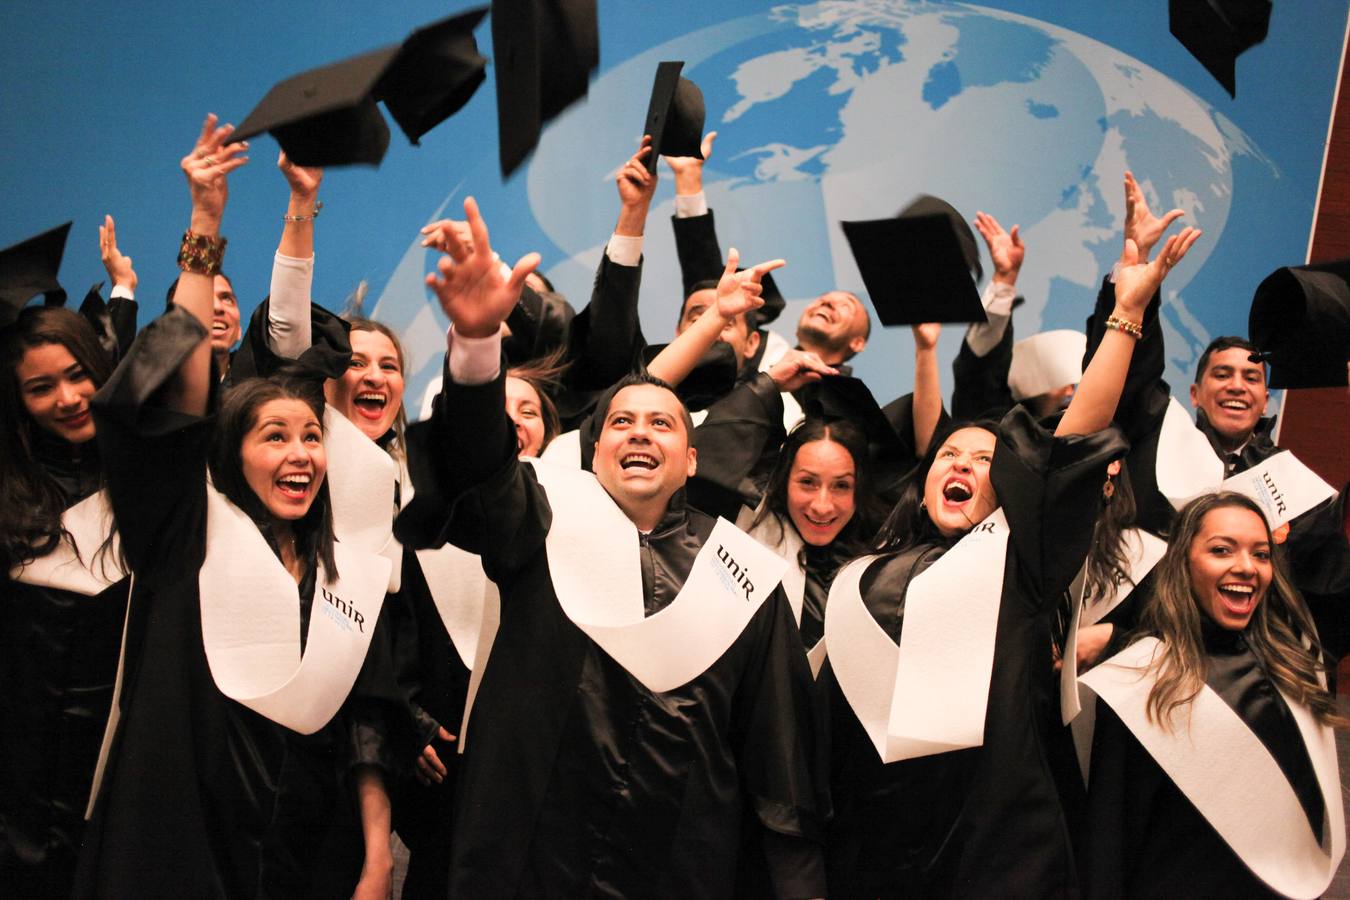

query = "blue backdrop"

[{"left": 4, "top": 1, "right": 1347, "bottom": 417}]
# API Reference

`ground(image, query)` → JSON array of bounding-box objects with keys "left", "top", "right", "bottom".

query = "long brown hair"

[
  {"left": 209, "top": 372, "right": 338, "bottom": 579},
  {"left": 1139, "top": 492, "right": 1345, "bottom": 729},
  {"left": 0, "top": 307, "right": 115, "bottom": 570}
]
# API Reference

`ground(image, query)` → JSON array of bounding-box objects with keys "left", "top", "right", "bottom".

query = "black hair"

[
  {"left": 530, "top": 269, "right": 556, "bottom": 294},
  {"left": 601, "top": 371, "right": 695, "bottom": 434},
  {"left": 164, "top": 271, "right": 234, "bottom": 311},
  {"left": 1194, "top": 335, "right": 1265, "bottom": 385},
  {"left": 208, "top": 370, "right": 338, "bottom": 579},
  {"left": 875, "top": 416, "right": 1001, "bottom": 551},
  {"left": 753, "top": 417, "right": 886, "bottom": 562},
  {"left": 677, "top": 279, "right": 760, "bottom": 334},
  {"left": 0, "top": 307, "right": 117, "bottom": 572}
]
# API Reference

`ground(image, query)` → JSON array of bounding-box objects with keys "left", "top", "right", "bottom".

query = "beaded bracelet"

[
  {"left": 177, "top": 230, "right": 227, "bottom": 276},
  {"left": 1103, "top": 314, "right": 1143, "bottom": 339},
  {"left": 283, "top": 200, "right": 323, "bottom": 223}
]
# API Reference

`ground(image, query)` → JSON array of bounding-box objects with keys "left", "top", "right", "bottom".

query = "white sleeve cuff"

[
  {"left": 447, "top": 325, "right": 502, "bottom": 385},
  {"left": 110, "top": 284, "right": 135, "bottom": 300},
  {"left": 982, "top": 281, "right": 1016, "bottom": 318},
  {"left": 267, "top": 251, "right": 314, "bottom": 358},
  {"left": 674, "top": 191, "right": 708, "bottom": 218},
  {"left": 606, "top": 233, "right": 644, "bottom": 267}
]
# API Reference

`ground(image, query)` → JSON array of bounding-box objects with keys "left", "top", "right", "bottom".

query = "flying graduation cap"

[
  {"left": 642, "top": 61, "right": 706, "bottom": 174},
  {"left": 1248, "top": 259, "right": 1350, "bottom": 389},
  {"left": 493, "top": 0, "right": 599, "bottom": 177},
  {"left": 234, "top": 8, "right": 489, "bottom": 168},
  {"left": 1169, "top": 0, "right": 1271, "bottom": 97},
  {"left": 0, "top": 222, "right": 71, "bottom": 328},
  {"left": 842, "top": 195, "right": 986, "bottom": 327}
]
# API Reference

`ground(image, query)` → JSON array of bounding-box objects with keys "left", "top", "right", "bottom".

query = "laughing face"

[
  {"left": 921, "top": 426, "right": 998, "bottom": 537},
  {"left": 16, "top": 342, "right": 97, "bottom": 444},
  {"left": 325, "top": 329, "right": 405, "bottom": 441},
  {"left": 506, "top": 375, "right": 547, "bottom": 457},
  {"left": 795, "top": 291, "right": 867, "bottom": 364},
  {"left": 592, "top": 384, "right": 697, "bottom": 523},
  {"left": 786, "top": 439, "right": 857, "bottom": 546},
  {"left": 1190, "top": 346, "right": 1268, "bottom": 449},
  {"left": 1187, "top": 505, "right": 1272, "bottom": 631},
  {"left": 240, "top": 398, "right": 327, "bottom": 521}
]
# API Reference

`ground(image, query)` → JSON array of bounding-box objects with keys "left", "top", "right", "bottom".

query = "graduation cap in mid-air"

[
  {"left": 1248, "top": 259, "right": 1350, "bottom": 389},
  {"left": 0, "top": 222, "right": 72, "bottom": 328},
  {"left": 841, "top": 196, "right": 986, "bottom": 327},
  {"left": 641, "top": 61, "right": 706, "bottom": 174},
  {"left": 493, "top": 0, "right": 599, "bottom": 177},
  {"left": 234, "top": 8, "right": 489, "bottom": 168},
  {"left": 1169, "top": 0, "right": 1272, "bottom": 97}
]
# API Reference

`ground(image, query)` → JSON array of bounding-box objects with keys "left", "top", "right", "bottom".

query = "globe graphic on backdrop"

[{"left": 382, "top": 0, "right": 1277, "bottom": 413}]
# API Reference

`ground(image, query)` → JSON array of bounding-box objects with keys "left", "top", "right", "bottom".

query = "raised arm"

[
  {"left": 646, "top": 247, "right": 780, "bottom": 384},
  {"left": 1057, "top": 227, "right": 1201, "bottom": 437},
  {"left": 171, "top": 114, "right": 248, "bottom": 414},
  {"left": 911, "top": 322, "right": 943, "bottom": 456},
  {"left": 666, "top": 132, "right": 730, "bottom": 298},
  {"left": 266, "top": 152, "right": 323, "bottom": 358},
  {"left": 97, "top": 214, "right": 140, "bottom": 356}
]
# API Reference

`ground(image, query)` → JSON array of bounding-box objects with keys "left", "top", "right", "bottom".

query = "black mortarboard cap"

[
  {"left": 642, "top": 61, "right": 705, "bottom": 174},
  {"left": 841, "top": 206, "right": 986, "bottom": 327},
  {"left": 377, "top": 7, "right": 490, "bottom": 145},
  {"left": 1169, "top": 0, "right": 1271, "bottom": 97},
  {"left": 755, "top": 269, "right": 785, "bottom": 324},
  {"left": 235, "top": 46, "right": 400, "bottom": 167},
  {"left": 493, "top": 0, "right": 599, "bottom": 177},
  {"left": 1249, "top": 259, "right": 1350, "bottom": 389},
  {"left": 0, "top": 222, "right": 71, "bottom": 328}
]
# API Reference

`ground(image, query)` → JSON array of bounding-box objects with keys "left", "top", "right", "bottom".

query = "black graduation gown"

[
  {"left": 1, "top": 435, "right": 128, "bottom": 899},
  {"left": 821, "top": 408, "right": 1127, "bottom": 899},
  {"left": 75, "top": 309, "right": 399, "bottom": 900},
  {"left": 1083, "top": 623, "right": 1325, "bottom": 899},
  {"left": 396, "top": 366, "right": 828, "bottom": 899}
]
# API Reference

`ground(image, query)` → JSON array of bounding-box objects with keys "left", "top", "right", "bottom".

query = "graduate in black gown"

[
  {"left": 396, "top": 197, "right": 827, "bottom": 898},
  {"left": 75, "top": 116, "right": 403, "bottom": 900},
  {"left": 819, "top": 224, "right": 1201, "bottom": 898},
  {"left": 1082, "top": 491, "right": 1346, "bottom": 898},
  {"left": 1, "top": 305, "right": 129, "bottom": 899}
]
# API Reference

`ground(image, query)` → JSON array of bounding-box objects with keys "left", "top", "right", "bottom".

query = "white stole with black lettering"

[
  {"left": 1156, "top": 398, "right": 1334, "bottom": 527},
  {"left": 528, "top": 459, "right": 788, "bottom": 693},
  {"left": 824, "top": 509, "right": 1010, "bottom": 762},
  {"left": 198, "top": 485, "right": 389, "bottom": 734}
]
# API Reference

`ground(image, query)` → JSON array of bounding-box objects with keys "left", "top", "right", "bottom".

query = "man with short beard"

[{"left": 398, "top": 198, "right": 827, "bottom": 899}]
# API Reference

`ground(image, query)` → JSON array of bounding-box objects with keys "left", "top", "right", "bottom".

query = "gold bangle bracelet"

[{"left": 1103, "top": 314, "right": 1143, "bottom": 339}]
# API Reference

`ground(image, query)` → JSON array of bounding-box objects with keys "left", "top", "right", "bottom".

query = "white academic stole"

[
  {"left": 1059, "top": 528, "right": 1167, "bottom": 778},
  {"left": 1081, "top": 637, "right": 1345, "bottom": 899},
  {"left": 1156, "top": 398, "right": 1335, "bottom": 527},
  {"left": 413, "top": 541, "right": 500, "bottom": 754},
  {"left": 10, "top": 489, "right": 126, "bottom": 595},
  {"left": 528, "top": 458, "right": 788, "bottom": 693},
  {"left": 824, "top": 509, "right": 1010, "bottom": 763},
  {"left": 198, "top": 485, "right": 390, "bottom": 734},
  {"left": 323, "top": 408, "right": 402, "bottom": 591},
  {"left": 736, "top": 504, "right": 827, "bottom": 677}
]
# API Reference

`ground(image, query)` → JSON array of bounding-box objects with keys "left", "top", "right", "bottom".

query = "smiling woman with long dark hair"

[
  {"left": 1082, "top": 491, "right": 1346, "bottom": 899},
  {"left": 73, "top": 116, "right": 401, "bottom": 900},
  {"left": 1, "top": 305, "right": 128, "bottom": 898}
]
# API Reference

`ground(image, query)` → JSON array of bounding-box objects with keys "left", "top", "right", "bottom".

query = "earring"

[{"left": 1102, "top": 477, "right": 1115, "bottom": 501}]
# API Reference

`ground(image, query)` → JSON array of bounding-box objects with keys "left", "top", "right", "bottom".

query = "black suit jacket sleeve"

[{"left": 672, "top": 210, "right": 725, "bottom": 298}]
